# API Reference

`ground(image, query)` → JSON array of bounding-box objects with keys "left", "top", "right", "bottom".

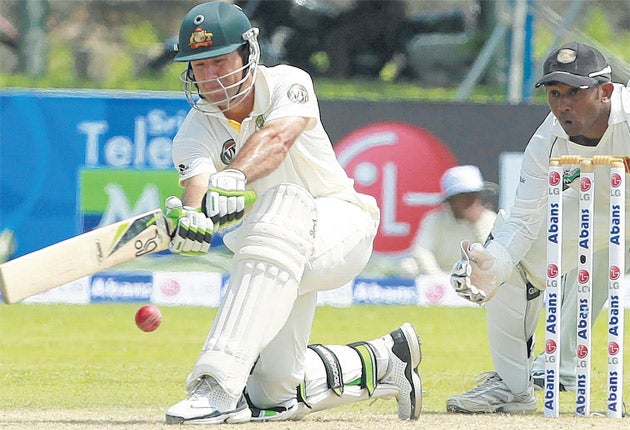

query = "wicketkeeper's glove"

[
  {"left": 203, "top": 169, "right": 257, "bottom": 231},
  {"left": 165, "top": 196, "right": 214, "bottom": 255},
  {"left": 450, "top": 240, "right": 512, "bottom": 304}
]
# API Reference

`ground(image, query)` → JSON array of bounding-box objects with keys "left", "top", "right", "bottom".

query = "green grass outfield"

[{"left": 1, "top": 304, "right": 628, "bottom": 429}]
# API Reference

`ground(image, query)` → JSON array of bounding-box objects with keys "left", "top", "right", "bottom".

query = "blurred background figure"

[
  {"left": 239, "top": 0, "right": 472, "bottom": 83},
  {"left": 400, "top": 165, "right": 496, "bottom": 277},
  {"left": 320, "top": 0, "right": 407, "bottom": 79}
]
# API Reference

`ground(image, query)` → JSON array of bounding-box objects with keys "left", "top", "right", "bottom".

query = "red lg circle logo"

[
  {"left": 547, "top": 264, "right": 559, "bottom": 278},
  {"left": 160, "top": 279, "right": 181, "bottom": 296},
  {"left": 426, "top": 283, "right": 445, "bottom": 304},
  {"left": 335, "top": 122, "right": 456, "bottom": 253},
  {"left": 577, "top": 344, "right": 589, "bottom": 359},
  {"left": 609, "top": 341, "right": 620, "bottom": 355},
  {"left": 549, "top": 171, "right": 561, "bottom": 186},
  {"left": 545, "top": 339, "right": 557, "bottom": 354},
  {"left": 580, "top": 176, "right": 592, "bottom": 192},
  {"left": 578, "top": 269, "right": 590, "bottom": 284},
  {"left": 610, "top": 265, "right": 621, "bottom": 280},
  {"left": 611, "top": 172, "right": 622, "bottom": 188}
]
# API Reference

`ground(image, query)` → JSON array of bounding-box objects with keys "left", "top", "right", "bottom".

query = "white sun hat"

[{"left": 440, "top": 165, "right": 485, "bottom": 200}]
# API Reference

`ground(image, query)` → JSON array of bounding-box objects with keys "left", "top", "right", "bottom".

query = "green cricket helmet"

[{"left": 174, "top": 2, "right": 260, "bottom": 112}]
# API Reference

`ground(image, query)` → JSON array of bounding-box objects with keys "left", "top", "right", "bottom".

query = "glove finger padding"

[
  {"left": 165, "top": 196, "right": 213, "bottom": 255},
  {"left": 205, "top": 191, "right": 245, "bottom": 227}
]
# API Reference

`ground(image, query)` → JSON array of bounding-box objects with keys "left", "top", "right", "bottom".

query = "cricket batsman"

[{"left": 162, "top": 2, "right": 422, "bottom": 424}]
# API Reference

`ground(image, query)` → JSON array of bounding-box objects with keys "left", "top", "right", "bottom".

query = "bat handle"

[
  {"left": 244, "top": 190, "right": 257, "bottom": 206},
  {"left": 164, "top": 190, "right": 257, "bottom": 237},
  {"left": 165, "top": 217, "right": 175, "bottom": 237}
]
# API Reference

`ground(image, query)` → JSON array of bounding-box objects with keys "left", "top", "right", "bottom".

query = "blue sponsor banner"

[
  {"left": 90, "top": 272, "right": 153, "bottom": 303},
  {"left": 352, "top": 276, "right": 417, "bottom": 305},
  {"left": 0, "top": 90, "right": 189, "bottom": 257}
]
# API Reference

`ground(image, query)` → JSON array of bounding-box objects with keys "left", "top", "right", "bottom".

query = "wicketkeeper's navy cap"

[{"left": 535, "top": 41, "right": 612, "bottom": 88}]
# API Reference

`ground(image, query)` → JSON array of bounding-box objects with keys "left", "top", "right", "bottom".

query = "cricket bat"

[
  {"left": 0, "top": 190, "right": 257, "bottom": 304},
  {"left": 0, "top": 209, "right": 172, "bottom": 304}
]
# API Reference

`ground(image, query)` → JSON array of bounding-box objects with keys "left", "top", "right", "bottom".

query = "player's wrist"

[
  {"left": 209, "top": 168, "right": 247, "bottom": 191},
  {"left": 222, "top": 168, "right": 247, "bottom": 183}
]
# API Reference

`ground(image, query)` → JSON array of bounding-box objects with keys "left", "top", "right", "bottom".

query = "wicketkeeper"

[{"left": 447, "top": 41, "right": 630, "bottom": 413}]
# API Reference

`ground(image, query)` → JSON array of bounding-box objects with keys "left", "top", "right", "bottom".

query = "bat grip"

[{"left": 244, "top": 190, "right": 257, "bottom": 205}]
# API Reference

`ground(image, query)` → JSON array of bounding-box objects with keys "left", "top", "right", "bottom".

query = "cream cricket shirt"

[
  {"left": 172, "top": 64, "right": 378, "bottom": 219},
  {"left": 493, "top": 84, "right": 630, "bottom": 266}
]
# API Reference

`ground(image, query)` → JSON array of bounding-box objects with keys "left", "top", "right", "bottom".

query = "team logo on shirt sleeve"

[
  {"left": 178, "top": 163, "right": 189, "bottom": 175},
  {"left": 221, "top": 139, "right": 237, "bottom": 165},
  {"left": 287, "top": 84, "right": 309, "bottom": 104}
]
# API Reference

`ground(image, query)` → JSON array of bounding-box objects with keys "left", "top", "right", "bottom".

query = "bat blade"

[{"left": 0, "top": 209, "right": 171, "bottom": 304}]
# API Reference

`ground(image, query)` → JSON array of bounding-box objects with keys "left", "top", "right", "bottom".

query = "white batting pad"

[{"left": 190, "top": 184, "right": 317, "bottom": 398}]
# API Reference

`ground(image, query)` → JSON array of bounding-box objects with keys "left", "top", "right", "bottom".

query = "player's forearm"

[
  {"left": 229, "top": 117, "right": 308, "bottom": 183},
  {"left": 181, "top": 174, "right": 212, "bottom": 208},
  {"left": 492, "top": 195, "right": 545, "bottom": 264},
  {"left": 228, "top": 136, "right": 288, "bottom": 182},
  {"left": 492, "top": 143, "right": 548, "bottom": 262}
]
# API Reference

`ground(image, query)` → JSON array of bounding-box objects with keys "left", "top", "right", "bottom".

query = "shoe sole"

[
  {"left": 165, "top": 406, "right": 251, "bottom": 425},
  {"left": 392, "top": 323, "right": 423, "bottom": 420},
  {"left": 447, "top": 399, "right": 537, "bottom": 414},
  {"left": 398, "top": 323, "right": 422, "bottom": 368},
  {"left": 447, "top": 402, "right": 537, "bottom": 414}
]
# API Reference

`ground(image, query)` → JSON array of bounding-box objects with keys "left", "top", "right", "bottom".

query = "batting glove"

[
  {"left": 165, "top": 196, "right": 214, "bottom": 255},
  {"left": 203, "top": 169, "right": 255, "bottom": 230},
  {"left": 450, "top": 240, "right": 512, "bottom": 304}
]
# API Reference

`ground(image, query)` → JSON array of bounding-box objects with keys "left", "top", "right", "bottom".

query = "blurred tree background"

[{"left": 0, "top": 0, "right": 628, "bottom": 102}]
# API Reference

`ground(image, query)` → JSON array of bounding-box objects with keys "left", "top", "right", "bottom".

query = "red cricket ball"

[{"left": 135, "top": 304, "right": 162, "bottom": 332}]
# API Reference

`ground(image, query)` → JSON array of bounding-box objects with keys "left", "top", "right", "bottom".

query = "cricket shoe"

[
  {"left": 532, "top": 368, "right": 571, "bottom": 392},
  {"left": 447, "top": 372, "right": 536, "bottom": 414},
  {"left": 165, "top": 376, "right": 251, "bottom": 424},
  {"left": 378, "top": 323, "right": 423, "bottom": 420}
]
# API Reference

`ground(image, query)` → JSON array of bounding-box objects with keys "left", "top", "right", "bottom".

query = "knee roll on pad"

[{"left": 229, "top": 183, "right": 317, "bottom": 280}]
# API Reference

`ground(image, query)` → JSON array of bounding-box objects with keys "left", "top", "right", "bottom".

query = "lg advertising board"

[
  {"left": 1, "top": 90, "right": 516, "bottom": 258},
  {"left": 8, "top": 90, "right": 628, "bottom": 309}
]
